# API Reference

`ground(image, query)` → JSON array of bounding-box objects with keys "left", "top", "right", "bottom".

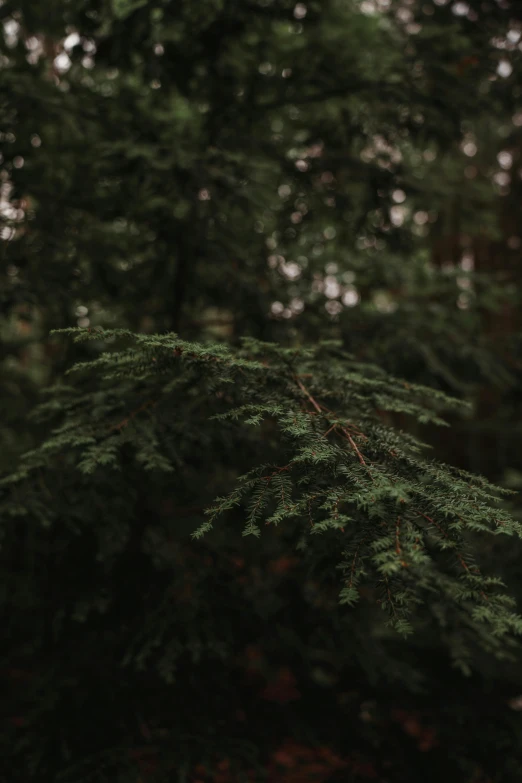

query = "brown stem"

[
  {"left": 413, "top": 508, "right": 477, "bottom": 575},
  {"left": 110, "top": 399, "right": 157, "bottom": 432},
  {"left": 295, "top": 378, "right": 373, "bottom": 476}
]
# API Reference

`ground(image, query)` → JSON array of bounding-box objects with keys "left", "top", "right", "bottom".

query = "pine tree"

[{"left": 3, "top": 1, "right": 522, "bottom": 781}]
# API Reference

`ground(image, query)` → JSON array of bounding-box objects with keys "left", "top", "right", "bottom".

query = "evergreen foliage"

[
  {"left": 3, "top": 0, "right": 522, "bottom": 781},
  {"left": 10, "top": 326, "right": 522, "bottom": 645},
  {"left": 3, "top": 326, "right": 522, "bottom": 780}
]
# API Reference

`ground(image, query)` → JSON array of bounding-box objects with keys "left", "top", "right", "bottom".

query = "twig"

[
  {"left": 413, "top": 508, "right": 479, "bottom": 577},
  {"left": 295, "top": 377, "right": 373, "bottom": 477},
  {"left": 110, "top": 399, "right": 157, "bottom": 432}
]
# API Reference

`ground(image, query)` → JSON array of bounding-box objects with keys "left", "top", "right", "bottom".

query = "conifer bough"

[{"left": 5, "top": 327, "right": 522, "bottom": 662}]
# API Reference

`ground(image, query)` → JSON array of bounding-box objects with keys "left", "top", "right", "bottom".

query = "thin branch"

[
  {"left": 109, "top": 399, "right": 157, "bottom": 432},
  {"left": 295, "top": 377, "right": 374, "bottom": 479},
  {"left": 413, "top": 508, "right": 480, "bottom": 577}
]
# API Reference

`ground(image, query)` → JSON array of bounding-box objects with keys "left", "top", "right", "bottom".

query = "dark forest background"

[{"left": 3, "top": 1, "right": 522, "bottom": 781}]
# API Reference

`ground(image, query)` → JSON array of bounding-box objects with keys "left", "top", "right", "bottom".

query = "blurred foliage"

[{"left": 3, "top": 0, "right": 522, "bottom": 781}]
